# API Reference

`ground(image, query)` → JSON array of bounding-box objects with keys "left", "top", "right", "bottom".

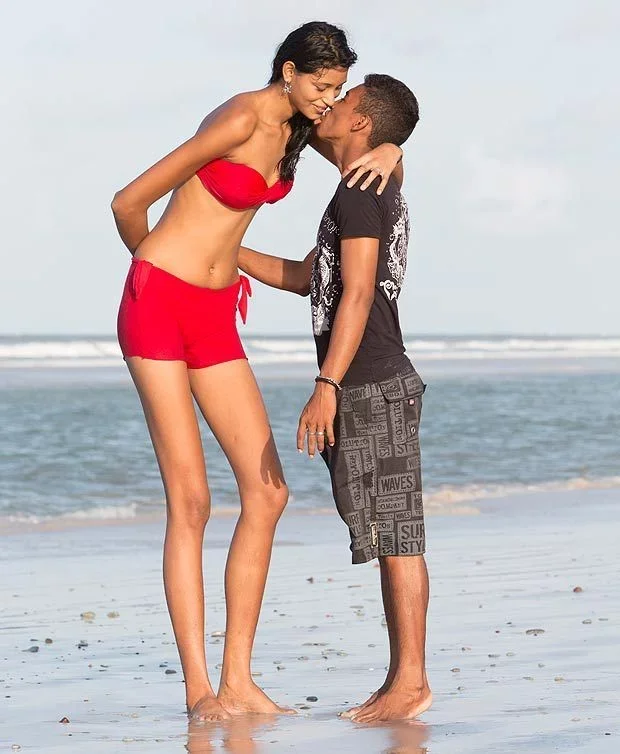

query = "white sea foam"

[
  {"left": 3, "top": 476, "right": 618, "bottom": 529},
  {"left": 4, "top": 503, "right": 142, "bottom": 525},
  {"left": 0, "top": 340, "right": 123, "bottom": 359},
  {"left": 424, "top": 476, "right": 620, "bottom": 507},
  {"left": 0, "top": 337, "right": 616, "bottom": 357},
  {"left": 0, "top": 336, "right": 619, "bottom": 368},
  {"left": 59, "top": 503, "right": 140, "bottom": 520},
  {"left": 246, "top": 338, "right": 317, "bottom": 353},
  {"left": 0, "top": 336, "right": 620, "bottom": 362},
  {"left": 402, "top": 338, "right": 620, "bottom": 361}
]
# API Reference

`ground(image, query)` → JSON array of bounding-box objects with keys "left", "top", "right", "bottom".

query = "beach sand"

[{"left": 1, "top": 488, "right": 618, "bottom": 753}]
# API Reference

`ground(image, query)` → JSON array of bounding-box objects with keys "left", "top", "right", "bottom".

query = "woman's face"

[{"left": 286, "top": 66, "right": 349, "bottom": 121}]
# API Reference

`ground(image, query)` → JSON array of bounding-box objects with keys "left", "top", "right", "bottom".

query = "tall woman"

[{"left": 112, "top": 22, "right": 403, "bottom": 721}]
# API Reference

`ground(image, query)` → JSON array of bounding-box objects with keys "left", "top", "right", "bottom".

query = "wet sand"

[{"left": 1, "top": 488, "right": 618, "bottom": 753}]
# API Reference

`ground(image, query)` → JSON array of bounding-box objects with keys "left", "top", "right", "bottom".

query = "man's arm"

[
  {"left": 238, "top": 246, "right": 315, "bottom": 297},
  {"left": 297, "top": 236, "right": 378, "bottom": 457},
  {"left": 318, "top": 237, "right": 378, "bottom": 382}
]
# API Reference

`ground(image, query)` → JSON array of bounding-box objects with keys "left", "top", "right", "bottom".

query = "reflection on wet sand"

[
  {"left": 185, "top": 716, "right": 428, "bottom": 754},
  {"left": 380, "top": 720, "right": 429, "bottom": 754},
  {"left": 186, "top": 717, "right": 275, "bottom": 754}
]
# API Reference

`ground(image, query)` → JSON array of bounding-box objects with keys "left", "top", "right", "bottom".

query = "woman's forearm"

[
  {"left": 393, "top": 159, "right": 404, "bottom": 189},
  {"left": 111, "top": 196, "right": 150, "bottom": 254},
  {"left": 238, "top": 246, "right": 308, "bottom": 295}
]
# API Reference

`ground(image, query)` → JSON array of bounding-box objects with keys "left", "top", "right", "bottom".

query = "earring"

[{"left": 283, "top": 81, "right": 292, "bottom": 95}]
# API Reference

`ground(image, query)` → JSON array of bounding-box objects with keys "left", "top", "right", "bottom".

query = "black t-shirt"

[{"left": 310, "top": 175, "right": 410, "bottom": 385}]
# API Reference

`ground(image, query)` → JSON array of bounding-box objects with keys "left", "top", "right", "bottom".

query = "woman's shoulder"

[{"left": 198, "top": 92, "right": 260, "bottom": 136}]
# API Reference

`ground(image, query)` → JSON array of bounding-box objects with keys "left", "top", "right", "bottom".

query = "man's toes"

[
  {"left": 354, "top": 703, "right": 384, "bottom": 723},
  {"left": 345, "top": 697, "right": 377, "bottom": 720},
  {"left": 349, "top": 709, "right": 367, "bottom": 722}
]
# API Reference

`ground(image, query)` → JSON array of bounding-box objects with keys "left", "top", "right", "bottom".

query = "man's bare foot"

[
  {"left": 218, "top": 680, "right": 297, "bottom": 716},
  {"left": 340, "top": 686, "right": 385, "bottom": 719},
  {"left": 349, "top": 685, "right": 432, "bottom": 723},
  {"left": 340, "top": 671, "right": 398, "bottom": 719},
  {"left": 188, "top": 693, "right": 232, "bottom": 722}
]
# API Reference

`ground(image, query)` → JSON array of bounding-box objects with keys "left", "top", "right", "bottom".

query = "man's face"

[{"left": 315, "top": 85, "right": 365, "bottom": 142}]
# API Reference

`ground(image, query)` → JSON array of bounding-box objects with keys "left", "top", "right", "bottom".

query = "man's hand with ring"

[{"left": 297, "top": 384, "right": 337, "bottom": 458}]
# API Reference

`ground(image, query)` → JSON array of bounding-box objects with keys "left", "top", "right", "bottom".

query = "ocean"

[{"left": 1, "top": 335, "right": 619, "bottom": 526}]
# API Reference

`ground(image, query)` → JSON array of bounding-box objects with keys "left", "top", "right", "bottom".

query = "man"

[{"left": 238, "top": 74, "right": 431, "bottom": 723}]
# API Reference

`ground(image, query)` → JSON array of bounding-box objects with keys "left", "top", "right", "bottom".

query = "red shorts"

[{"left": 117, "top": 259, "right": 251, "bottom": 369}]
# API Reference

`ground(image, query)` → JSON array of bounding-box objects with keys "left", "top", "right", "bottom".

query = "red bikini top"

[{"left": 196, "top": 159, "right": 293, "bottom": 210}]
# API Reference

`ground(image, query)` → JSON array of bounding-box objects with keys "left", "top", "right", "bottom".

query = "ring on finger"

[{"left": 316, "top": 430, "right": 325, "bottom": 436}]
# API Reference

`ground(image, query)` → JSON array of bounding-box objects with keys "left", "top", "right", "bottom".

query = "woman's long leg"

[
  {"left": 127, "top": 357, "right": 228, "bottom": 721},
  {"left": 189, "top": 359, "right": 293, "bottom": 715}
]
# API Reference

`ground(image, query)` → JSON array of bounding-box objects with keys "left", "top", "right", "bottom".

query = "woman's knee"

[
  {"left": 166, "top": 484, "right": 212, "bottom": 528},
  {"left": 242, "top": 482, "right": 289, "bottom": 522},
  {"left": 272, "top": 482, "right": 289, "bottom": 517}
]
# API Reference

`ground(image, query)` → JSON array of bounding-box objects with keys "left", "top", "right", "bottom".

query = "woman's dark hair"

[{"left": 269, "top": 22, "right": 357, "bottom": 181}]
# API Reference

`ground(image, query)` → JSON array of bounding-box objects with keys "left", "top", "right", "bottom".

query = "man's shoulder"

[{"left": 334, "top": 174, "right": 400, "bottom": 208}]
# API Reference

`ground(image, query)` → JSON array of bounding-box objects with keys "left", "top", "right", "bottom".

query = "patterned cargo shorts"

[{"left": 322, "top": 356, "right": 426, "bottom": 564}]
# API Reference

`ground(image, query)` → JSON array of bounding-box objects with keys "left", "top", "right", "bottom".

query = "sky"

[{"left": 3, "top": 0, "right": 618, "bottom": 335}]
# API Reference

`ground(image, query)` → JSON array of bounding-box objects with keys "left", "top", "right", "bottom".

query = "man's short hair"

[{"left": 357, "top": 74, "right": 419, "bottom": 148}]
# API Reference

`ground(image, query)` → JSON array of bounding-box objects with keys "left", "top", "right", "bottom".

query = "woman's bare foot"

[
  {"left": 349, "top": 685, "right": 432, "bottom": 723},
  {"left": 218, "top": 680, "right": 297, "bottom": 716},
  {"left": 188, "top": 693, "right": 232, "bottom": 722}
]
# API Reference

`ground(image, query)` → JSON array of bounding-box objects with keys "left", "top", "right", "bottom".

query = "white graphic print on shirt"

[
  {"left": 379, "top": 192, "right": 409, "bottom": 301},
  {"left": 311, "top": 190, "right": 410, "bottom": 335},
  {"left": 311, "top": 211, "right": 341, "bottom": 336}
]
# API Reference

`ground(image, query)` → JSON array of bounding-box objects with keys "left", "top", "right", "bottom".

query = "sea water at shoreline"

[{"left": 0, "top": 334, "right": 619, "bottom": 527}]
